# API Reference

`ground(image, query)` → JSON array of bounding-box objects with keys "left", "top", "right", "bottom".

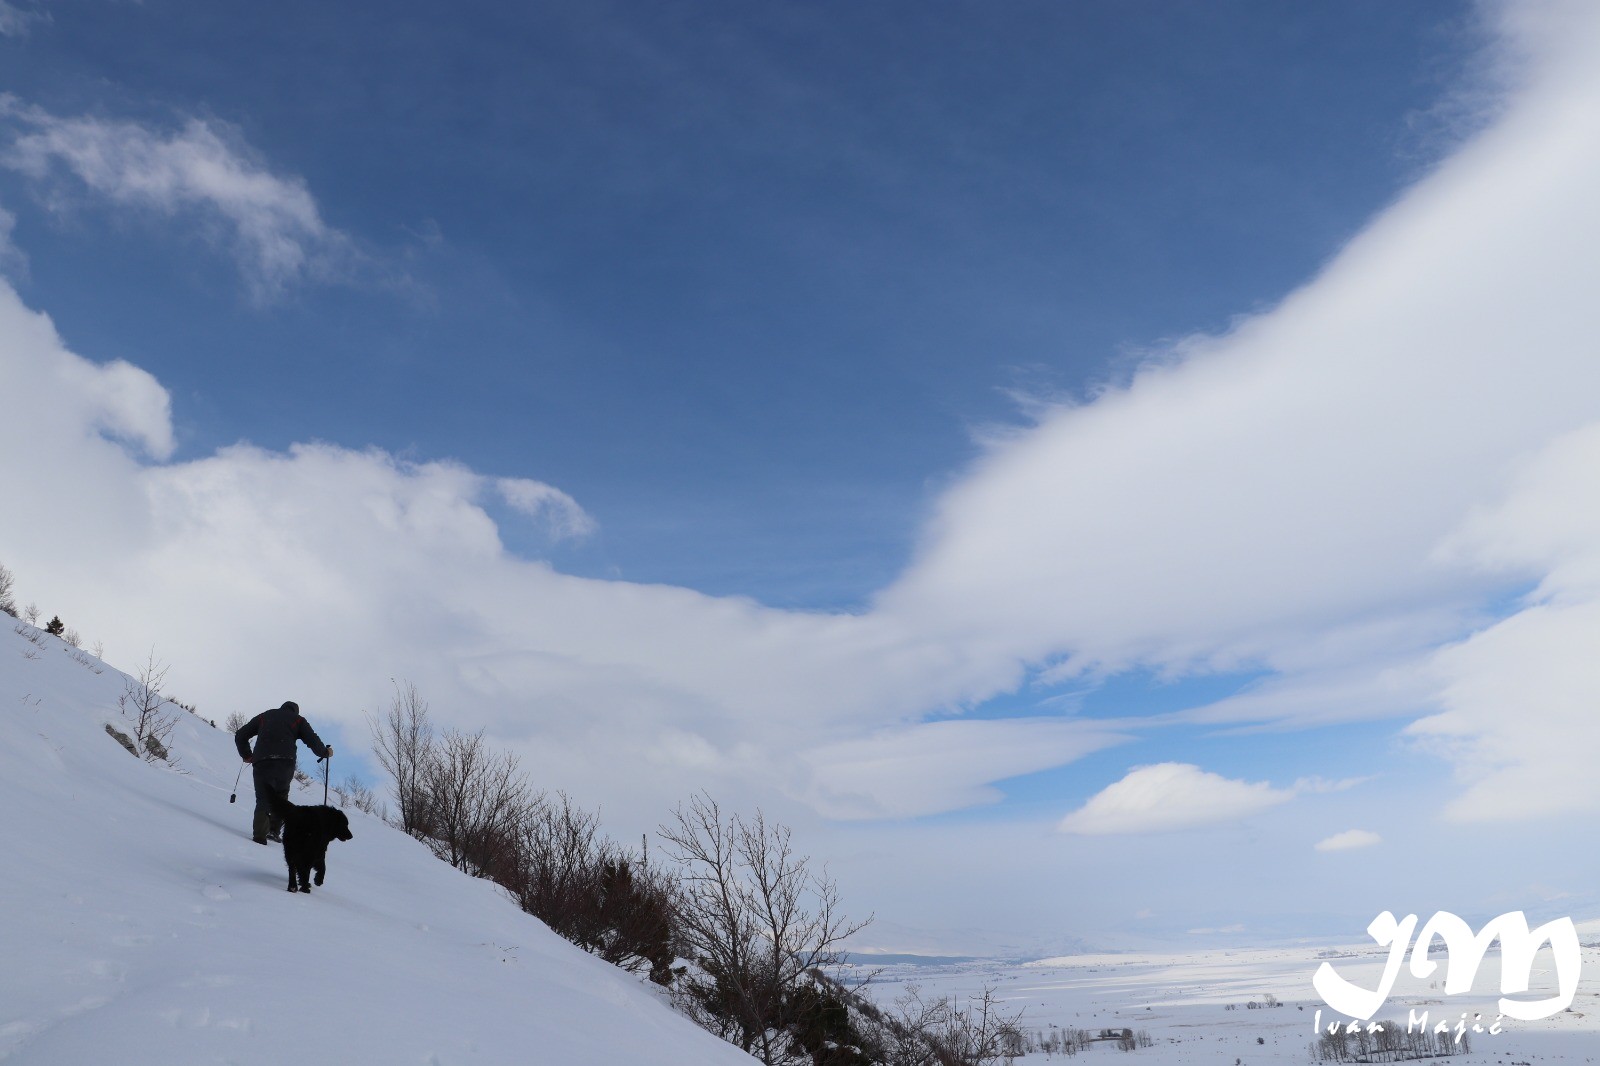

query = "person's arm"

[
  {"left": 297, "top": 718, "right": 331, "bottom": 760},
  {"left": 234, "top": 715, "right": 260, "bottom": 761}
]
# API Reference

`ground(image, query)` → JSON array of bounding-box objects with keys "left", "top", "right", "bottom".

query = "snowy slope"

[{"left": 0, "top": 624, "right": 753, "bottom": 1065}]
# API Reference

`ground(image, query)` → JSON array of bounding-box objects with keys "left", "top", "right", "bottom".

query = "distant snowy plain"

[{"left": 847, "top": 928, "right": 1600, "bottom": 1062}]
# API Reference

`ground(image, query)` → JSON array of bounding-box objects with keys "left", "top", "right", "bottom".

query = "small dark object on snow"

[
  {"left": 104, "top": 723, "right": 138, "bottom": 757},
  {"left": 268, "top": 794, "right": 352, "bottom": 893}
]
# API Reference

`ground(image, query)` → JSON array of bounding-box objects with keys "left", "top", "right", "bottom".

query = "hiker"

[{"left": 234, "top": 701, "right": 332, "bottom": 845}]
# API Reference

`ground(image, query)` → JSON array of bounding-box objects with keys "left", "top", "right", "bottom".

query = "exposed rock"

[{"left": 104, "top": 723, "right": 138, "bottom": 757}]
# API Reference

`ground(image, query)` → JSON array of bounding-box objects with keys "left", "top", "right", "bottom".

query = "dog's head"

[{"left": 314, "top": 805, "right": 354, "bottom": 843}]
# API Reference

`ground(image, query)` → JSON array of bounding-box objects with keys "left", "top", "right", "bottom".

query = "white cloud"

[
  {"left": 801, "top": 718, "right": 1129, "bottom": 820},
  {"left": 1058, "top": 763, "right": 1295, "bottom": 835},
  {"left": 869, "top": 2, "right": 1600, "bottom": 826},
  {"left": 0, "top": 283, "right": 172, "bottom": 460},
  {"left": 496, "top": 478, "right": 596, "bottom": 541},
  {"left": 0, "top": 279, "right": 1054, "bottom": 827},
  {"left": 0, "top": 2, "right": 1599, "bottom": 943},
  {"left": 1315, "top": 829, "right": 1381, "bottom": 852},
  {"left": 0, "top": 98, "right": 357, "bottom": 300},
  {"left": 882, "top": 26, "right": 1600, "bottom": 681},
  {"left": 1407, "top": 426, "right": 1600, "bottom": 822}
]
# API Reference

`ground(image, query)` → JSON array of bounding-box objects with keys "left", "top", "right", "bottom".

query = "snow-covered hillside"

[{"left": 0, "top": 623, "right": 753, "bottom": 1065}]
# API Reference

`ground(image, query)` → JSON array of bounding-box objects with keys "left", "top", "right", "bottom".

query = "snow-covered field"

[
  {"left": 5, "top": 618, "right": 1597, "bottom": 1064},
  {"left": 851, "top": 937, "right": 1600, "bottom": 1063},
  {"left": 0, "top": 623, "right": 753, "bottom": 1065}
]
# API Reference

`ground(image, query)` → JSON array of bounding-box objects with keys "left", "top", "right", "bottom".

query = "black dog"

[{"left": 268, "top": 795, "right": 353, "bottom": 893}]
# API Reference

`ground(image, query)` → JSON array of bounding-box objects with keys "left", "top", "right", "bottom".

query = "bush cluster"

[
  {"left": 368, "top": 683, "right": 1027, "bottom": 1065},
  {"left": 370, "top": 684, "right": 677, "bottom": 985}
]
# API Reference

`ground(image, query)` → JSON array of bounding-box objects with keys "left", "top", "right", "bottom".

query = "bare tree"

[
  {"left": 367, "top": 693, "right": 684, "bottom": 984},
  {"left": 660, "top": 792, "right": 872, "bottom": 1064},
  {"left": 91, "top": 639, "right": 105, "bottom": 660},
  {"left": 63, "top": 627, "right": 81, "bottom": 648},
  {"left": 504, "top": 792, "right": 681, "bottom": 984},
  {"left": 421, "top": 725, "right": 532, "bottom": 877},
  {"left": 23, "top": 602, "right": 39, "bottom": 625},
  {"left": 0, "top": 561, "right": 16, "bottom": 617},
  {"left": 224, "top": 710, "right": 250, "bottom": 733},
  {"left": 118, "top": 650, "right": 178, "bottom": 764},
  {"left": 870, "top": 986, "right": 1025, "bottom": 1066},
  {"left": 511, "top": 791, "right": 602, "bottom": 924},
  {"left": 338, "top": 774, "right": 382, "bottom": 816},
  {"left": 368, "top": 681, "right": 436, "bottom": 837}
]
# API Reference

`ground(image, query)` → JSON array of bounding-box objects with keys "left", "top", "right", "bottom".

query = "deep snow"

[{"left": 0, "top": 623, "right": 753, "bottom": 1065}]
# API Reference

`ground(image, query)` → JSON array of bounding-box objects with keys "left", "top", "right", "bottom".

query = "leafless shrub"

[
  {"left": 367, "top": 682, "right": 530, "bottom": 874},
  {"left": 1310, "top": 1018, "right": 1468, "bottom": 1061},
  {"left": 421, "top": 726, "right": 533, "bottom": 877},
  {"left": 62, "top": 627, "right": 81, "bottom": 648},
  {"left": 23, "top": 602, "right": 39, "bottom": 625},
  {"left": 14, "top": 622, "right": 46, "bottom": 646},
  {"left": 504, "top": 792, "right": 680, "bottom": 984},
  {"left": 368, "top": 681, "right": 436, "bottom": 837},
  {"left": 0, "top": 562, "right": 16, "bottom": 617},
  {"left": 225, "top": 710, "right": 250, "bottom": 733},
  {"left": 869, "top": 985, "right": 1024, "bottom": 1066},
  {"left": 339, "top": 774, "right": 382, "bottom": 816},
  {"left": 91, "top": 640, "right": 104, "bottom": 660},
  {"left": 65, "top": 645, "right": 103, "bottom": 673},
  {"left": 117, "top": 650, "right": 179, "bottom": 766},
  {"left": 367, "top": 684, "right": 681, "bottom": 984},
  {"left": 1026, "top": 1026, "right": 1086, "bottom": 1057},
  {"left": 660, "top": 792, "right": 872, "bottom": 1064}
]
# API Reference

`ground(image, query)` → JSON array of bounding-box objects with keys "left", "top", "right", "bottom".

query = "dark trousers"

[{"left": 251, "top": 759, "right": 296, "bottom": 840}]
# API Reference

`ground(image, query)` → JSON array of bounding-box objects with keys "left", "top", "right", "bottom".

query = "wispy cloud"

[
  {"left": 0, "top": 201, "right": 24, "bottom": 278},
  {"left": 0, "top": 98, "right": 363, "bottom": 301},
  {"left": 496, "top": 478, "right": 596, "bottom": 541},
  {"left": 1408, "top": 422, "right": 1600, "bottom": 822},
  {"left": 802, "top": 718, "right": 1129, "bottom": 820},
  {"left": 0, "top": 1, "right": 46, "bottom": 38}
]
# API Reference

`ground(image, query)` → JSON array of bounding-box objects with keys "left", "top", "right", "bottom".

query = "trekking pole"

[
  {"left": 229, "top": 761, "right": 245, "bottom": 804},
  {"left": 323, "top": 751, "right": 330, "bottom": 806}
]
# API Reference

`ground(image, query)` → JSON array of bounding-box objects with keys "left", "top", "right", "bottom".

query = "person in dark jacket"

[{"left": 234, "top": 701, "right": 332, "bottom": 845}]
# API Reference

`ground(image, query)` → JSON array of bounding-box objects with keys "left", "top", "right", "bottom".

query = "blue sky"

[
  {"left": 5, "top": 1, "right": 1600, "bottom": 948},
  {"left": 2, "top": 0, "right": 1475, "bottom": 603}
]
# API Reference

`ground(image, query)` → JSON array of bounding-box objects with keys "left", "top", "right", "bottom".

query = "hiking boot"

[
  {"left": 266, "top": 830, "right": 282, "bottom": 843},
  {"left": 252, "top": 835, "right": 268, "bottom": 845}
]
